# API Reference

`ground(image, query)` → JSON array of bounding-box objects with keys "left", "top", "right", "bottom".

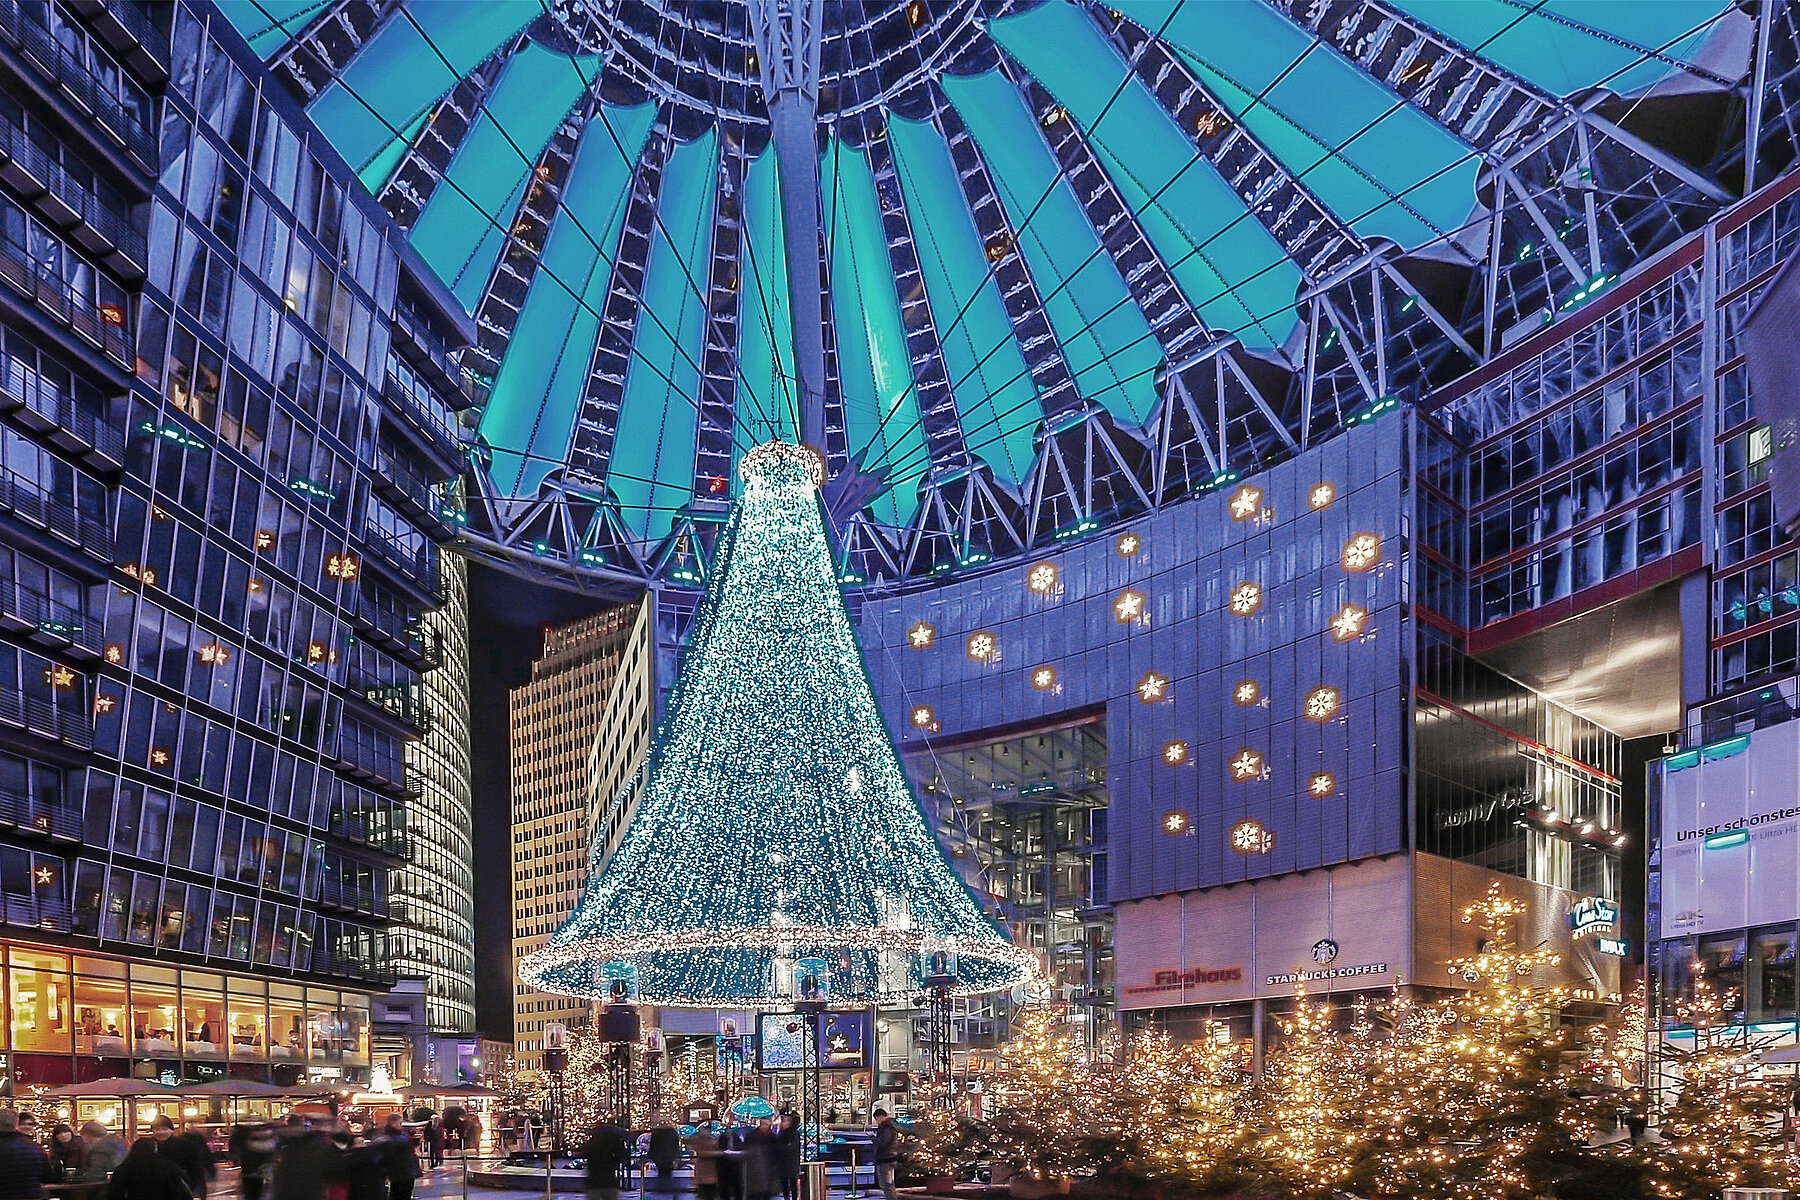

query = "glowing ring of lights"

[
  {"left": 517, "top": 927, "right": 1040, "bottom": 1008},
  {"left": 738, "top": 440, "right": 827, "bottom": 487}
]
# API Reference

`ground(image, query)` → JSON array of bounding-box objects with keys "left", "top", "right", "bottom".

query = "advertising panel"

[
  {"left": 1658, "top": 725, "right": 1800, "bottom": 938},
  {"left": 755, "top": 1011, "right": 872, "bottom": 1070}
]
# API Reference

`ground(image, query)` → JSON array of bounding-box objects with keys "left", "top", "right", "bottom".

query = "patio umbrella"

[
  {"left": 44, "top": 1079, "right": 175, "bottom": 1097},
  {"left": 397, "top": 1082, "right": 500, "bottom": 1098},
  {"left": 180, "top": 1080, "right": 305, "bottom": 1097}
]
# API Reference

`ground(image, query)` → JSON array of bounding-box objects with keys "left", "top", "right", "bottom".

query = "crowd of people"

[{"left": 0, "top": 1109, "right": 427, "bottom": 1200}]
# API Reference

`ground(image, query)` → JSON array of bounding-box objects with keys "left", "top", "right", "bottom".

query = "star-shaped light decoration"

[
  {"left": 1114, "top": 588, "right": 1146, "bottom": 623},
  {"left": 1026, "top": 562, "right": 1059, "bottom": 595},
  {"left": 1342, "top": 532, "right": 1382, "bottom": 573},
  {"left": 1233, "top": 679, "right": 1261, "bottom": 706},
  {"left": 1229, "top": 817, "right": 1274, "bottom": 855},
  {"left": 32, "top": 865, "right": 55, "bottom": 887},
  {"left": 909, "top": 705, "right": 937, "bottom": 730},
  {"left": 966, "top": 631, "right": 997, "bottom": 662},
  {"left": 1229, "top": 748, "right": 1266, "bottom": 782},
  {"left": 1136, "top": 671, "right": 1169, "bottom": 703},
  {"left": 93, "top": 694, "right": 117, "bottom": 716},
  {"left": 1029, "top": 665, "right": 1058, "bottom": 691},
  {"left": 1309, "top": 482, "right": 1337, "bottom": 511},
  {"left": 1331, "top": 603, "right": 1370, "bottom": 642},
  {"left": 1162, "top": 810, "right": 1191, "bottom": 835},
  {"left": 254, "top": 529, "right": 276, "bottom": 552},
  {"left": 1228, "top": 484, "right": 1264, "bottom": 521},
  {"left": 43, "top": 664, "right": 76, "bottom": 690},
  {"left": 148, "top": 746, "right": 171, "bottom": 768},
  {"left": 1309, "top": 772, "right": 1338, "bottom": 797},
  {"left": 906, "top": 620, "right": 936, "bottom": 649},
  {"left": 1162, "top": 740, "right": 1189, "bottom": 765},
  {"left": 103, "top": 643, "right": 124, "bottom": 665},
  {"left": 197, "top": 642, "right": 231, "bottom": 666},
  {"left": 1303, "top": 686, "right": 1341, "bottom": 723},
  {"left": 1116, "top": 531, "right": 1142, "bottom": 557},
  {"left": 325, "top": 551, "right": 361, "bottom": 581},
  {"left": 1229, "top": 581, "right": 1263, "bottom": 616}
]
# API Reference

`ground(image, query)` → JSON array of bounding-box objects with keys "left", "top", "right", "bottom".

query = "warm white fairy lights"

[{"left": 516, "top": 442, "right": 1034, "bottom": 1008}]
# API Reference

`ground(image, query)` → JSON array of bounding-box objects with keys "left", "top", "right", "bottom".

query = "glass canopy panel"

[
  {"left": 607, "top": 129, "right": 720, "bottom": 541},
  {"left": 822, "top": 141, "right": 927, "bottom": 528},
  {"left": 989, "top": 1, "right": 1303, "bottom": 350},
  {"left": 480, "top": 103, "right": 657, "bottom": 499},
  {"left": 214, "top": 0, "right": 336, "bottom": 55},
  {"left": 1120, "top": 0, "right": 1480, "bottom": 253},
  {"left": 299, "top": 4, "right": 536, "bottom": 177},
  {"left": 941, "top": 69, "right": 1161, "bottom": 430},
  {"left": 1385, "top": 0, "right": 1738, "bottom": 98},
  {"left": 408, "top": 41, "right": 601, "bottom": 310},
  {"left": 888, "top": 116, "right": 1042, "bottom": 484},
  {"left": 735, "top": 145, "right": 801, "bottom": 458}
]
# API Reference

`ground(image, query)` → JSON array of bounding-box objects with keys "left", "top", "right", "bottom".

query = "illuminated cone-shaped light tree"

[{"left": 518, "top": 442, "right": 1033, "bottom": 1007}]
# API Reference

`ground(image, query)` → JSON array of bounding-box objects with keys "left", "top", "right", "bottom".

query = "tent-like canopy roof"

[{"left": 217, "top": 0, "right": 1749, "bottom": 586}]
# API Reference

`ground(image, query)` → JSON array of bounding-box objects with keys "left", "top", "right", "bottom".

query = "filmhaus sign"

[{"left": 1123, "top": 964, "right": 1244, "bottom": 997}]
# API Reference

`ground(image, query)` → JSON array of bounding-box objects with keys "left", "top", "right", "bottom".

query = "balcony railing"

[
  {"left": 0, "top": 785, "right": 79, "bottom": 841},
  {"left": 0, "top": 577, "right": 101, "bottom": 657},
  {"left": 0, "top": 227, "right": 132, "bottom": 367},
  {"left": 360, "top": 519, "right": 438, "bottom": 597},
  {"left": 64, "top": 0, "right": 169, "bottom": 81},
  {"left": 0, "top": 687, "right": 92, "bottom": 748},
  {"left": 0, "top": 106, "right": 146, "bottom": 273},
  {"left": 370, "top": 444, "right": 454, "bottom": 530},
  {"left": 0, "top": 355, "right": 126, "bottom": 469},
  {"left": 380, "top": 368, "right": 464, "bottom": 463},
  {"left": 317, "top": 879, "right": 388, "bottom": 919},
  {"left": 0, "top": 474, "right": 111, "bottom": 561},
  {"left": 0, "top": 0, "right": 156, "bottom": 168},
  {"left": 390, "top": 304, "right": 479, "bottom": 406}
]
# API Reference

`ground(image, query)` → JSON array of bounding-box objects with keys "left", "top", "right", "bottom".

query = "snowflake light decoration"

[
  {"left": 1162, "top": 740, "right": 1189, "bottom": 765},
  {"left": 1308, "top": 772, "right": 1338, "bottom": 797},
  {"left": 910, "top": 704, "right": 937, "bottom": 729},
  {"left": 1136, "top": 671, "right": 1169, "bottom": 703},
  {"left": 1228, "top": 484, "right": 1264, "bottom": 521},
  {"left": 1303, "top": 686, "right": 1341, "bottom": 723},
  {"left": 1030, "top": 665, "right": 1057, "bottom": 691},
  {"left": 1233, "top": 679, "right": 1261, "bottom": 706},
  {"left": 1342, "top": 532, "right": 1382, "bottom": 572},
  {"left": 1163, "top": 810, "right": 1191, "bottom": 835},
  {"left": 1229, "top": 581, "right": 1263, "bottom": 616},
  {"left": 1229, "top": 818, "right": 1274, "bottom": 855},
  {"left": 966, "top": 631, "right": 997, "bottom": 662},
  {"left": 1114, "top": 588, "right": 1146, "bottom": 623},
  {"left": 1308, "top": 482, "right": 1337, "bottom": 511},
  {"left": 1115, "top": 531, "right": 1142, "bottom": 557},
  {"left": 1229, "top": 747, "right": 1266, "bottom": 782},
  {"left": 1330, "top": 603, "right": 1370, "bottom": 642},
  {"left": 1026, "top": 562, "right": 1059, "bottom": 595},
  {"left": 907, "top": 621, "right": 936, "bottom": 649}
]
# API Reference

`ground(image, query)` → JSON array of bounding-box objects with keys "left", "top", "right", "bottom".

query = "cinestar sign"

[{"left": 1569, "top": 896, "right": 1620, "bottom": 939}]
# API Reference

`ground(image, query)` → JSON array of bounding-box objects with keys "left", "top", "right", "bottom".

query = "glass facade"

[{"left": 0, "top": 0, "right": 466, "bottom": 1083}]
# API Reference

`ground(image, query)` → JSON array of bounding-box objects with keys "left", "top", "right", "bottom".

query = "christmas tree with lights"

[{"left": 519, "top": 441, "right": 1033, "bottom": 1007}]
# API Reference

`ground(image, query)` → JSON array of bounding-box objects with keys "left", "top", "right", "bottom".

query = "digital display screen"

[{"left": 755, "top": 1012, "right": 871, "bottom": 1070}]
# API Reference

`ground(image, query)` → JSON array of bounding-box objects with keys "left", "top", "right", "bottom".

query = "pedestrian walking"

[
  {"left": 80, "top": 1122, "right": 128, "bottom": 1183},
  {"left": 684, "top": 1125, "right": 720, "bottom": 1200},
  {"left": 424, "top": 1119, "right": 442, "bottom": 1171},
  {"left": 104, "top": 1140, "right": 191, "bottom": 1200},
  {"left": 228, "top": 1124, "right": 277, "bottom": 1200},
  {"left": 373, "top": 1116, "right": 419, "bottom": 1200},
  {"left": 270, "top": 1118, "right": 338, "bottom": 1200},
  {"left": 715, "top": 1123, "right": 743, "bottom": 1200},
  {"left": 870, "top": 1109, "right": 899, "bottom": 1200},
  {"left": 0, "top": 1111, "right": 51, "bottom": 1200},
  {"left": 773, "top": 1115, "right": 801, "bottom": 1200},
  {"left": 580, "top": 1122, "right": 629, "bottom": 1200},
  {"left": 742, "top": 1118, "right": 778, "bottom": 1200},
  {"left": 332, "top": 1125, "right": 381, "bottom": 1200},
  {"left": 149, "top": 1118, "right": 211, "bottom": 1200}
]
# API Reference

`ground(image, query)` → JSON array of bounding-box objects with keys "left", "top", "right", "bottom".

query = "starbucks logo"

[{"left": 1311, "top": 939, "right": 1338, "bottom": 964}]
